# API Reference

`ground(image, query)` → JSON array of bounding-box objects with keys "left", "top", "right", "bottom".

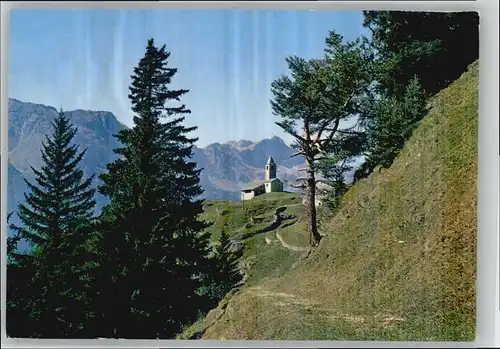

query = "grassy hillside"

[
  {"left": 185, "top": 61, "right": 478, "bottom": 341},
  {"left": 200, "top": 192, "right": 309, "bottom": 286}
]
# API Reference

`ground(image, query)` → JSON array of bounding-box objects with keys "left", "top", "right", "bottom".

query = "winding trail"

[
  {"left": 195, "top": 200, "right": 406, "bottom": 339},
  {"left": 281, "top": 202, "right": 303, "bottom": 208},
  {"left": 272, "top": 202, "right": 309, "bottom": 252},
  {"left": 275, "top": 226, "right": 309, "bottom": 252}
]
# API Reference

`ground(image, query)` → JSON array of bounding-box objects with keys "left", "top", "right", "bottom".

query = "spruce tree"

[
  {"left": 7, "top": 110, "right": 97, "bottom": 338},
  {"left": 6, "top": 211, "right": 35, "bottom": 338},
  {"left": 97, "top": 38, "right": 212, "bottom": 339},
  {"left": 206, "top": 232, "right": 243, "bottom": 302},
  {"left": 365, "top": 76, "right": 427, "bottom": 168},
  {"left": 363, "top": 11, "right": 479, "bottom": 98}
]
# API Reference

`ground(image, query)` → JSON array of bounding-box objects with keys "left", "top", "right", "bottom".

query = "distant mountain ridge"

[
  {"left": 6, "top": 99, "right": 305, "bottom": 222},
  {"left": 193, "top": 136, "right": 306, "bottom": 200}
]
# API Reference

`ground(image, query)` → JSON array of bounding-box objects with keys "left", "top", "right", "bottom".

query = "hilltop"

[{"left": 180, "top": 61, "right": 478, "bottom": 341}]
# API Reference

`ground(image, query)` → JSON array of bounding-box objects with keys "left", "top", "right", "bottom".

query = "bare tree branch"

[
  {"left": 340, "top": 157, "right": 348, "bottom": 168},
  {"left": 289, "top": 176, "right": 308, "bottom": 189},
  {"left": 314, "top": 118, "right": 340, "bottom": 151},
  {"left": 304, "top": 120, "right": 312, "bottom": 143},
  {"left": 290, "top": 183, "right": 307, "bottom": 189},
  {"left": 335, "top": 129, "right": 363, "bottom": 136},
  {"left": 275, "top": 121, "right": 307, "bottom": 145},
  {"left": 312, "top": 90, "right": 357, "bottom": 146},
  {"left": 315, "top": 179, "right": 330, "bottom": 184}
]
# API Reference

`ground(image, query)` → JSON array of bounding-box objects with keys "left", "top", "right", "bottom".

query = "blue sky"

[{"left": 9, "top": 9, "right": 368, "bottom": 147}]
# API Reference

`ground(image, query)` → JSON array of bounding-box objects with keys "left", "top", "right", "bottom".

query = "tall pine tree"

[
  {"left": 271, "top": 32, "right": 372, "bottom": 247},
  {"left": 97, "top": 38, "right": 212, "bottom": 339},
  {"left": 7, "top": 110, "right": 97, "bottom": 338}
]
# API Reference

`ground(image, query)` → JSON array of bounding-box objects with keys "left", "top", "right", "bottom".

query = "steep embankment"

[{"left": 189, "top": 61, "right": 478, "bottom": 341}]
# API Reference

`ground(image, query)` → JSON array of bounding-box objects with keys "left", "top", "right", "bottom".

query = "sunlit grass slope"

[{"left": 186, "top": 61, "right": 478, "bottom": 341}]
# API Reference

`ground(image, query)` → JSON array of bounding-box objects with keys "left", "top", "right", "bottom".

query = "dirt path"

[
  {"left": 245, "top": 286, "right": 405, "bottom": 327},
  {"left": 282, "top": 203, "right": 303, "bottom": 208},
  {"left": 275, "top": 226, "right": 309, "bottom": 252}
]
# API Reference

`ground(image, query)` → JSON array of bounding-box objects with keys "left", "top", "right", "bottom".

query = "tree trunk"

[{"left": 305, "top": 158, "right": 322, "bottom": 247}]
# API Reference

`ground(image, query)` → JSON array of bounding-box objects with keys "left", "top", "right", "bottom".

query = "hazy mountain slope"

[
  {"left": 192, "top": 139, "right": 305, "bottom": 200},
  {"left": 237, "top": 136, "right": 304, "bottom": 169},
  {"left": 7, "top": 163, "right": 26, "bottom": 217},
  {"left": 8, "top": 99, "right": 125, "bottom": 180},
  {"left": 8, "top": 98, "right": 126, "bottom": 215},
  {"left": 188, "top": 61, "right": 478, "bottom": 341}
]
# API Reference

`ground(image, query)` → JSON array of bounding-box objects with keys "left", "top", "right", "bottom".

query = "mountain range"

[{"left": 6, "top": 98, "right": 308, "bottom": 228}]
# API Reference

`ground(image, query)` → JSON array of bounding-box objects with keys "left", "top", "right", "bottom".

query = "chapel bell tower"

[{"left": 265, "top": 156, "right": 276, "bottom": 181}]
